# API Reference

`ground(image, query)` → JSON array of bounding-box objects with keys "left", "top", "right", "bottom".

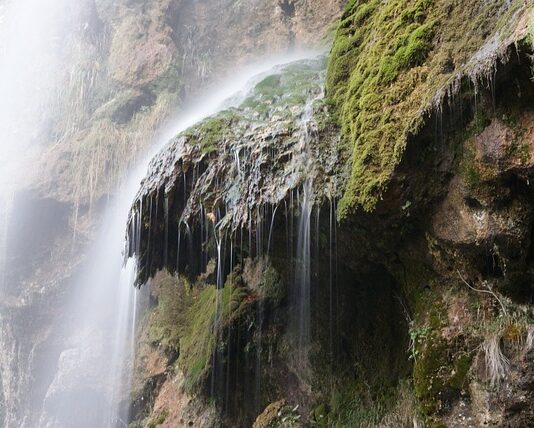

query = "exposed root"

[
  {"left": 525, "top": 325, "right": 534, "bottom": 352},
  {"left": 482, "top": 335, "right": 510, "bottom": 388}
]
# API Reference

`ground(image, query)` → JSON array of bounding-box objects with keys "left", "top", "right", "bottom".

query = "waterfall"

[
  {"left": 18, "top": 50, "right": 322, "bottom": 428},
  {"left": 296, "top": 179, "right": 313, "bottom": 362},
  {"left": 0, "top": 0, "right": 71, "bottom": 295},
  {"left": 0, "top": 2, "right": 325, "bottom": 422},
  {"left": 293, "top": 98, "right": 317, "bottom": 366},
  {"left": 36, "top": 54, "right": 318, "bottom": 427},
  {"left": 35, "top": 166, "right": 144, "bottom": 428},
  {"left": 0, "top": 1, "right": 90, "bottom": 425}
]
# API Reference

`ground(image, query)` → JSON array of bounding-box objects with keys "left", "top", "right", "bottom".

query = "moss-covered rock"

[
  {"left": 178, "top": 276, "right": 256, "bottom": 390},
  {"left": 253, "top": 400, "right": 303, "bottom": 428},
  {"left": 126, "top": 56, "right": 342, "bottom": 285},
  {"left": 327, "top": 0, "right": 528, "bottom": 217}
]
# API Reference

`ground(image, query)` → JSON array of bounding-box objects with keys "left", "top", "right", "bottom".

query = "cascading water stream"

[
  {"left": 40, "top": 58, "right": 313, "bottom": 427},
  {"left": 89, "top": 56, "right": 325, "bottom": 426},
  {"left": 34, "top": 169, "right": 144, "bottom": 427},
  {"left": 296, "top": 179, "right": 313, "bottom": 362},
  {"left": 293, "top": 98, "right": 317, "bottom": 367}
]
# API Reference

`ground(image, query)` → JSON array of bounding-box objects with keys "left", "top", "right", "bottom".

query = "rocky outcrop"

[
  {"left": 126, "top": 3, "right": 534, "bottom": 427},
  {"left": 126, "top": 56, "right": 341, "bottom": 284},
  {"left": 125, "top": 58, "right": 344, "bottom": 425},
  {"left": 327, "top": 0, "right": 531, "bottom": 216}
]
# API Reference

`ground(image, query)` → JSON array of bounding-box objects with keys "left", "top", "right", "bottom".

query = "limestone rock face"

[
  {"left": 432, "top": 111, "right": 534, "bottom": 289},
  {"left": 432, "top": 176, "right": 531, "bottom": 274}
]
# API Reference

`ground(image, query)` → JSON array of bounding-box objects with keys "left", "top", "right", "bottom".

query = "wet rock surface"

[
  {"left": 3, "top": 1, "right": 534, "bottom": 427},
  {"left": 127, "top": 56, "right": 342, "bottom": 284}
]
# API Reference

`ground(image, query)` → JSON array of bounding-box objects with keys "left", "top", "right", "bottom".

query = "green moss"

[
  {"left": 413, "top": 332, "right": 447, "bottom": 414},
  {"left": 147, "top": 408, "right": 169, "bottom": 428},
  {"left": 257, "top": 261, "right": 285, "bottom": 305},
  {"left": 473, "top": 109, "right": 491, "bottom": 134},
  {"left": 176, "top": 56, "right": 327, "bottom": 153},
  {"left": 147, "top": 273, "right": 192, "bottom": 353},
  {"left": 506, "top": 141, "right": 530, "bottom": 165},
  {"left": 221, "top": 271, "right": 251, "bottom": 322},
  {"left": 241, "top": 96, "right": 269, "bottom": 116},
  {"left": 410, "top": 289, "right": 476, "bottom": 420},
  {"left": 410, "top": 291, "right": 451, "bottom": 415},
  {"left": 194, "top": 117, "right": 232, "bottom": 155},
  {"left": 178, "top": 285, "right": 219, "bottom": 388},
  {"left": 449, "top": 351, "right": 472, "bottom": 389},
  {"left": 413, "top": 340, "right": 472, "bottom": 415},
  {"left": 398, "top": 257, "right": 436, "bottom": 317},
  {"left": 255, "top": 75, "right": 283, "bottom": 98},
  {"left": 178, "top": 274, "right": 253, "bottom": 389},
  {"left": 249, "top": 58, "right": 326, "bottom": 115},
  {"left": 380, "top": 22, "right": 436, "bottom": 84},
  {"left": 327, "top": 0, "right": 525, "bottom": 218},
  {"left": 309, "top": 403, "right": 329, "bottom": 428},
  {"left": 462, "top": 144, "right": 482, "bottom": 191},
  {"left": 327, "top": 381, "right": 416, "bottom": 427},
  {"left": 329, "top": 388, "right": 387, "bottom": 427}
]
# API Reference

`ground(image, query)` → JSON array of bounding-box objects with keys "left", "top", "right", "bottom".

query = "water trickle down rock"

[{"left": 125, "top": 57, "right": 342, "bottom": 287}]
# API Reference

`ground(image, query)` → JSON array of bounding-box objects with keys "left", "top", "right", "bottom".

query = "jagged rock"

[
  {"left": 145, "top": 371, "right": 219, "bottom": 428},
  {"left": 252, "top": 400, "right": 286, "bottom": 428},
  {"left": 39, "top": 333, "right": 112, "bottom": 428},
  {"left": 126, "top": 56, "right": 341, "bottom": 284},
  {"left": 431, "top": 176, "right": 531, "bottom": 275}
]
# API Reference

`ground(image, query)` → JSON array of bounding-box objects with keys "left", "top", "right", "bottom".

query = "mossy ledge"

[{"left": 327, "top": 0, "right": 529, "bottom": 218}]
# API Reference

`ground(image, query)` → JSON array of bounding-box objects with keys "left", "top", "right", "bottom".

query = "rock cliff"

[{"left": 125, "top": 2, "right": 534, "bottom": 427}]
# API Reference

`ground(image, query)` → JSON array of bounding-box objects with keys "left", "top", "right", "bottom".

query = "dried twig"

[{"left": 457, "top": 270, "right": 507, "bottom": 316}]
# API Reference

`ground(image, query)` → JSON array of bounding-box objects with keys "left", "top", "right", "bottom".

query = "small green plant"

[{"left": 408, "top": 322, "right": 432, "bottom": 361}]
